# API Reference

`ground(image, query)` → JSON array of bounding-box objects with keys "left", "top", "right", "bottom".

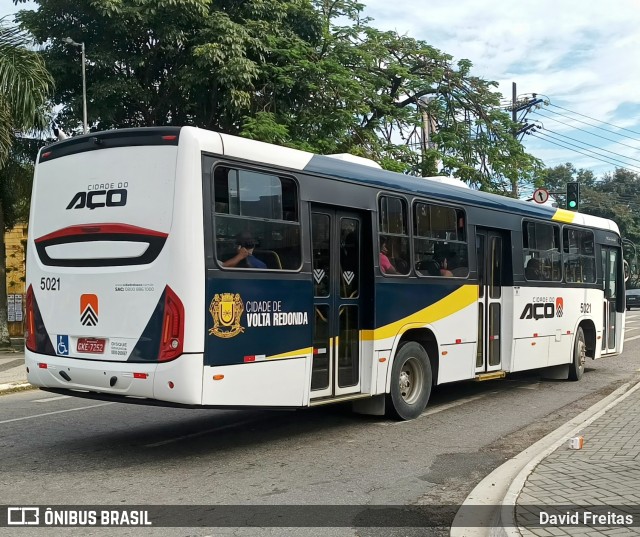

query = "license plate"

[{"left": 77, "top": 338, "right": 106, "bottom": 354}]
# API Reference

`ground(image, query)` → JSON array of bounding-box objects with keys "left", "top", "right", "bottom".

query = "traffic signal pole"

[{"left": 566, "top": 181, "right": 580, "bottom": 211}]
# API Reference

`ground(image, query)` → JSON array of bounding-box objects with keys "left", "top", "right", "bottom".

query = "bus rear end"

[{"left": 25, "top": 128, "right": 204, "bottom": 405}]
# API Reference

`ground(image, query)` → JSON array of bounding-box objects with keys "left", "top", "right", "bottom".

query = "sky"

[
  {"left": 2, "top": 0, "right": 640, "bottom": 180},
  {"left": 360, "top": 0, "right": 640, "bottom": 179}
]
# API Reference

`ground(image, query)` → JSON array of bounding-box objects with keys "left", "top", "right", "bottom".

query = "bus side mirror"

[{"left": 623, "top": 260, "right": 630, "bottom": 282}]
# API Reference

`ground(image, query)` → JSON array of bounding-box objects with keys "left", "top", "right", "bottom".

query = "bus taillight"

[
  {"left": 25, "top": 285, "right": 36, "bottom": 351},
  {"left": 158, "top": 286, "right": 184, "bottom": 362}
]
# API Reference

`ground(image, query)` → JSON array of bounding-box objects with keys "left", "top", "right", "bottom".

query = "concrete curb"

[
  {"left": 500, "top": 379, "right": 640, "bottom": 536},
  {"left": 0, "top": 382, "right": 36, "bottom": 395},
  {"left": 450, "top": 379, "right": 640, "bottom": 537}
]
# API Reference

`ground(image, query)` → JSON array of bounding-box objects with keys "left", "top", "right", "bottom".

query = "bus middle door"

[
  {"left": 475, "top": 228, "right": 506, "bottom": 375},
  {"left": 310, "top": 208, "right": 364, "bottom": 399}
]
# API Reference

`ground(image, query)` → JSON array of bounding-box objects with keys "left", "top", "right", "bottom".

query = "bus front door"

[
  {"left": 310, "top": 209, "right": 363, "bottom": 399},
  {"left": 602, "top": 246, "right": 622, "bottom": 355},
  {"left": 475, "top": 228, "right": 505, "bottom": 374}
]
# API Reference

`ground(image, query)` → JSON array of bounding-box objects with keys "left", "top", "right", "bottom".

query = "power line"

[
  {"left": 532, "top": 111, "right": 640, "bottom": 150},
  {"left": 539, "top": 126, "right": 640, "bottom": 165},
  {"left": 527, "top": 132, "right": 640, "bottom": 173},
  {"left": 533, "top": 131, "right": 640, "bottom": 171},
  {"left": 547, "top": 103, "right": 640, "bottom": 137},
  {"left": 536, "top": 108, "right": 640, "bottom": 142}
]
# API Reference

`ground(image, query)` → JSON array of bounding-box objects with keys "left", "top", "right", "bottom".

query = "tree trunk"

[{"left": 0, "top": 201, "right": 12, "bottom": 348}]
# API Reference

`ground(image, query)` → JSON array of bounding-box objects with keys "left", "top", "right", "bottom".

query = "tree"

[
  {"left": 18, "top": 0, "right": 540, "bottom": 192},
  {"left": 243, "top": 0, "right": 543, "bottom": 192},
  {"left": 16, "top": 0, "right": 321, "bottom": 133},
  {"left": 539, "top": 163, "right": 640, "bottom": 286},
  {"left": 535, "top": 163, "right": 596, "bottom": 208},
  {"left": 0, "top": 18, "right": 53, "bottom": 348},
  {"left": 586, "top": 169, "right": 640, "bottom": 286}
]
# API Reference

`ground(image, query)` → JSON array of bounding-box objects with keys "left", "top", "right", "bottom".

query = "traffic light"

[{"left": 566, "top": 181, "right": 580, "bottom": 211}]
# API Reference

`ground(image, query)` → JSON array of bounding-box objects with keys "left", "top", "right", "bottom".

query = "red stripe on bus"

[{"left": 35, "top": 223, "right": 168, "bottom": 243}]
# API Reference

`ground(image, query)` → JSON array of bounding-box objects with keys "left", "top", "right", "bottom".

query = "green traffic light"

[{"left": 569, "top": 200, "right": 577, "bottom": 208}]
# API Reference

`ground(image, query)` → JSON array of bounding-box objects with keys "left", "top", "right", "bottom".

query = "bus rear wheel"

[
  {"left": 387, "top": 342, "right": 432, "bottom": 420},
  {"left": 568, "top": 327, "right": 586, "bottom": 381}
]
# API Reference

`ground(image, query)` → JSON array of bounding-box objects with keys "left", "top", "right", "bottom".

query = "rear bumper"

[{"left": 25, "top": 351, "right": 204, "bottom": 405}]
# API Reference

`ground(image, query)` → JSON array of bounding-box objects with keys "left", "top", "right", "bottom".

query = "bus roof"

[
  {"left": 210, "top": 129, "right": 619, "bottom": 236},
  {"left": 40, "top": 126, "right": 620, "bottom": 236}
]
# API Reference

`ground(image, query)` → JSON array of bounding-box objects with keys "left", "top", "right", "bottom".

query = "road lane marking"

[
  {"left": 0, "top": 359, "right": 24, "bottom": 373},
  {"left": 380, "top": 393, "right": 493, "bottom": 426},
  {"left": 32, "top": 395, "right": 71, "bottom": 403},
  {"left": 0, "top": 402, "right": 114, "bottom": 425},
  {"left": 625, "top": 334, "right": 640, "bottom": 343},
  {"left": 145, "top": 418, "right": 258, "bottom": 448}
]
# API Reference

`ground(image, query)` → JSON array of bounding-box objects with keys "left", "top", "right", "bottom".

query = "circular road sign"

[{"left": 533, "top": 188, "right": 549, "bottom": 204}]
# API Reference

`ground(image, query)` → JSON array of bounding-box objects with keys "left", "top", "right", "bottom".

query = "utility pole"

[
  {"left": 512, "top": 82, "right": 517, "bottom": 126},
  {"left": 418, "top": 95, "right": 441, "bottom": 174},
  {"left": 508, "top": 83, "right": 544, "bottom": 198},
  {"left": 65, "top": 37, "right": 88, "bottom": 134},
  {"left": 511, "top": 83, "right": 518, "bottom": 198}
]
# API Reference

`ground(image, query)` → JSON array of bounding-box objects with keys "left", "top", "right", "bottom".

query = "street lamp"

[{"left": 65, "top": 37, "right": 88, "bottom": 134}]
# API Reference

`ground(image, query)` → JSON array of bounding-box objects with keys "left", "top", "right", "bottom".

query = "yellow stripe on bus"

[
  {"left": 552, "top": 209, "right": 576, "bottom": 223},
  {"left": 362, "top": 284, "right": 479, "bottom": 341},
  {"left": 267, "top": 347, "right": 313, "bottom": 360}
]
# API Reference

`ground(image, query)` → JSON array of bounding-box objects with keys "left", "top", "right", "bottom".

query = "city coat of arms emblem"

[{"left": 209, "top": 293, "right": 244, "bottom": 338}]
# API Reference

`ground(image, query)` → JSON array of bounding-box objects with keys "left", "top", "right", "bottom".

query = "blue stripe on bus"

[
  {"left": 304, "top": 155, "right": 556, "bottom": 219},
  {"left": 374, "top": 280, "right": 466, "bottom": 328},
  {"left": 128, "top": 288, "right": 166, "bottom": 362},
  {"left": 205, "top": 279, "right": 313, "bottom": 366}
]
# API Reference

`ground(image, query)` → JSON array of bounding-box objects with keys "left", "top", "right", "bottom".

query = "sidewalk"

[
  {"left": 513, "top": 380, "right": 640, "bottom": 536},
  {"left": 453, "top": 379, "right": 640, "bottom": 536},
  {"left": 0, "top": 339, "right": 29, "bottom": 393}
]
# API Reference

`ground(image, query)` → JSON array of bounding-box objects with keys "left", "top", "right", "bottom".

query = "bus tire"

[
  {"left": 568, "top": 327, "right": 586, "bottom": 381},
  {"left": 386, "top": 342, "right": 432, "bottom": 420}
]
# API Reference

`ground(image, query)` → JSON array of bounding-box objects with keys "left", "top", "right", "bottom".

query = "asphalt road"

[{"left": 1, "top": 313, "right": 640, "bottom": 537}]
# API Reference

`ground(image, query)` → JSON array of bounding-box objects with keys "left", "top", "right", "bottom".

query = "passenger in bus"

[
  {"left": 222, "top": 231, "right": 267, "bottom": 269},
  {"left": 438, "top": 257, "right": 454, "bottom": 277},
  {"left": 379, "top": 236, "right": 398, "bottom": 274},
  {"left": 525, "top": 258, "right": 543, "bottom": 280}
]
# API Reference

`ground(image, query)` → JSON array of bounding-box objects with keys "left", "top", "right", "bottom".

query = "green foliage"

[
  {"left": 18, "top": 0, "right": 540, "bottom": 190},
  {"left": 585, "top": 168, "right": 640, "bottom": 242},
  {"left": 0, "top": 17, "right": 53, "bottom": 166},
  {"left": 538, "top": 164, "right": 640, "bottom": 283},
  {"left": 17, "top": 0, "right": 320, "bottom": 134},
  {"left": 1, "top": 137, "right": 43, "bottom": 229}
]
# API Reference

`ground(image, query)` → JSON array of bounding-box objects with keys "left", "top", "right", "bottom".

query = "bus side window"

[
  {"left": 379, "top": 195, "right": 410, "bottom": 275},
  {"left": 213, "top": 166, "right": 301, "bottom": 270},
  {"left": 523, "top": 221, "right": 561, "bottom": 282},
  {"left": 413, "top": 203, "right": 467, "bottom": 277}
]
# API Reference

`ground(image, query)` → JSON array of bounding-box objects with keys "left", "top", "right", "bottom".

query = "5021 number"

[{"left": 40, "top": 277, "right": 60, "bottom": 291}]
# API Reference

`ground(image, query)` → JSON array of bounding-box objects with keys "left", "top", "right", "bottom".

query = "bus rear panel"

[{"left": 25, "top": 129, "right": 205, "bottom": 405}]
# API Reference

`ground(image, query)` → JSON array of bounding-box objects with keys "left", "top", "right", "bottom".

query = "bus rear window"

[{"left": 213, "top": 166, "right": 301, "bottom": 270}]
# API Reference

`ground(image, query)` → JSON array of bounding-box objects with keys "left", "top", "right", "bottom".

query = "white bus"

[{"left": 25, "top": 127, "right": 625, "bottom": 420}]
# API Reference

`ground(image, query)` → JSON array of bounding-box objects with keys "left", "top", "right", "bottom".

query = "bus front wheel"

[
  {"left": 387, "top": 342, "right": 432, "bottom": 420},
  {"left": 568, "top": 327, "right": 586, "bottom": 381}
]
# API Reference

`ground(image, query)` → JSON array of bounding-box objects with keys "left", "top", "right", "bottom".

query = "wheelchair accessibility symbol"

[{"left": 57, "top": 335, "right": 69, "bottom": 356}]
